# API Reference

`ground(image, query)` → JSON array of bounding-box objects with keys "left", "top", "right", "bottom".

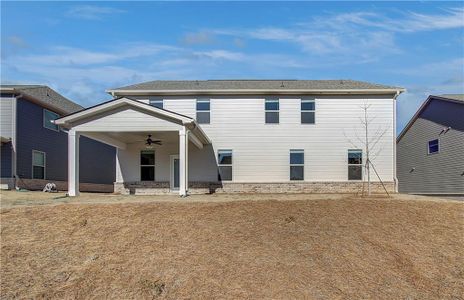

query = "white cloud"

[
  {"left": 181, "top": 32, "right": 214, "bottom": 46},
  {"left": 313, "top": 8, "right": 464, "bottom": 33},
  {"left": 67, "top": 5, "right": 125, "bottom": 20},
  {"left": 193, "top": 50, "right": 245, "bottom": 61}
]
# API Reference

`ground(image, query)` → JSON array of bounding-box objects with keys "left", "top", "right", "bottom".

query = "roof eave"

[{"left": 107, "top": 88, "right": 405, "bottom": 96}]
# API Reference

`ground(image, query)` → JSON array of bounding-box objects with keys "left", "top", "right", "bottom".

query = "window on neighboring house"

[
  {"left": 140, "top": 150, "right": 155, "bottom": 181},
  {"left": 43, "top": 109, "right": 60, "bottom": 131},
  {"left": 348, "top": 149, "right": 363, "bottom": 180},
  {"left": 290, "top": 150, "right": 304, "bottom": 180},
  {"left": 218, "top": 150, "right": 232, "bottom": 181},
  {"left": 265, "top": 99, "right": 279, "bottom": 124},
  {"left": 301, "top": 99, "right": 315, "bottom": 124},
  {"left": 428, "top": 139, "right": 439, "bottom": 154},
  {"left": 196, "top": 99, "right": 210, "bottom": 124},
  {"left": 32, "top": 150, "right": 45, "bottom": 179},
  {"left": 149, "top": 98, "right": 163, "bottom": 109}
]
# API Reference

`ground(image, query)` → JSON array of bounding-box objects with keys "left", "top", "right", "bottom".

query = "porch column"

[
  {"left": 68, "top": 129, "right": 80, "bottom": 196},
  {"left": 179, "top": 126, "right": 189, "bottom": 197}
]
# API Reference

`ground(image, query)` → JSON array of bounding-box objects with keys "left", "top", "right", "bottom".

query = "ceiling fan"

[{"left": 145, "top": 134, "right": 162, "bottom": 146}]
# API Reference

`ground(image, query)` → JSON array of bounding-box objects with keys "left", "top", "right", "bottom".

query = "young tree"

[{"left": 344, "top": 102, "right": 389, "bottom": 196}]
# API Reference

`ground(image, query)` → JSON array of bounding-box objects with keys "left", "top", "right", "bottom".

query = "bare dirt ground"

[{"left": 1, "top": 191, "right": 463, "bottom": 299}]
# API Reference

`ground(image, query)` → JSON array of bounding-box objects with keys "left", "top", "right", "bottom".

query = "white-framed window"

[
  {"left": 348, "top": 149, "right": 363, "bottom": 180},
  {"left": 301, "top": 99, "right": 315, "bottom": 124},
  {"left": 265, "top": 99, "right": 279, "bottom": 124},
  {"left": 196, "top": 99, "right": 210, "bottom": 124},
  {"left": 140, "top": 150, "right": 155, "bottom": 181},
  {"left": 290, "top": 149, "right": 304, "bottom": 180},
  {"left": 43, "top": 109, "right": 60, "bottom": 131},
  {"left": 428, "top": 139, "right": 439, "bottom": 154},
  {"left": 32, "top": 150, "right": 45, "bottom": 179},
  {"left": 149, "top": 98, "right": 163, "bottom": 109},
  {"left": 218, "top": 150, "right": 232, "bottom": 181}
]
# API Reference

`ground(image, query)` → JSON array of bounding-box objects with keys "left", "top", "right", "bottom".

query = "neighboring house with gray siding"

[
  {"left": 0, "top": 85, "right": 115, "bottom": 192},
  {"left": 397, "top": 94, "right": 464, "bottom": 195}
]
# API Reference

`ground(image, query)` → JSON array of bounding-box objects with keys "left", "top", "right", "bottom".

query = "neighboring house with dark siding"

[
  {"left": 397, "top": 94, "right": 464, "bottom": 195},
  {"left": 0, "top": 85, "right": 115, "bottom": 191}
]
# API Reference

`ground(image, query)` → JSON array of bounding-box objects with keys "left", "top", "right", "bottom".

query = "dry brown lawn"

[{"left": 1, "top": 192, "right": 463, "bottom": 299}]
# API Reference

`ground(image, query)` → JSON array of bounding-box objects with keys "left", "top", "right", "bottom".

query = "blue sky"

[{"left": 1, "top": 1, "right": 463, "bottom": 133}]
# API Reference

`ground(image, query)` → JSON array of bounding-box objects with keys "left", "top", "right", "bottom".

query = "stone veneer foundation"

[
  {"left": 1, "top": 178, "right": 114, "bottom": 193},
  {"left": 114, "top": 181, "right": 395, "bottom": 195}
]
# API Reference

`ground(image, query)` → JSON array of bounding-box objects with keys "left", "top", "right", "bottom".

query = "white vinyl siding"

[
  {"left": 0, "top": 95, "right": 14, "bottom": 139},
  {"left": 126, "top": 95, "right": 394, "bottom": 183}
]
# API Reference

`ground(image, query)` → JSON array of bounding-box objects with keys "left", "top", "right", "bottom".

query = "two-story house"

[
  {"left": 54, "top": 80, "right": 404, "bottom": 196},
  {"left": 0, "top": 85, "right": 115, "bottom": 192},
  {"left": 397, "top": 94, "right": 464, "bottom": 195}
]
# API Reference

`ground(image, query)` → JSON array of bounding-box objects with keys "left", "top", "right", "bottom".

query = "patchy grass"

[{"left": 1, "top": 193, "right": 463, "bottom": 299}]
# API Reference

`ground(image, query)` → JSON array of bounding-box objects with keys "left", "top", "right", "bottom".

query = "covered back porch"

[{"left": 54, "top": 97, "right": 214, "bottom": 196}]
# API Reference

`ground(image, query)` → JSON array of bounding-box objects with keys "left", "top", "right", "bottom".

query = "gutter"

[{"left": 107, "top": 88, "right": 406, "bottom": 96}]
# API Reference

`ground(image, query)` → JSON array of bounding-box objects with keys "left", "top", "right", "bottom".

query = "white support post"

[
  {"left": 179, "top": 127, "right": 189, "bottom": 197},
  {"left": 68, "top": 129, "right": 80, "bottom": 196}
]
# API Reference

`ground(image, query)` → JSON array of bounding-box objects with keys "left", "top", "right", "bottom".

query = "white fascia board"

[{"left": 107, "top": 88, "right": 406, "bottom": 96}]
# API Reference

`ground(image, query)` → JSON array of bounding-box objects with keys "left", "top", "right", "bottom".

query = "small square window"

[
  {"left": 149, "top": 99, "right": 163, "bottom": 109},
  {"left": 265, "top": 112, "right": 279, "bottom": 124},
  {"left": 428, "top": 139, "right": 439, "bottom": 154},
  {"left": 265, "top": 100, "right": 279, "bottom": 111},
  {"left": 43, "top": 109, "right": 60, "bottom": 131}
]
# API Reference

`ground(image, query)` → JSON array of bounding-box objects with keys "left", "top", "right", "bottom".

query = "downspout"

[
  {"left": 11, "top": 93, "right": 19, "bottom": 189},
  {"left": 393, "top": 90, "right": 400, "bottom": 193}
]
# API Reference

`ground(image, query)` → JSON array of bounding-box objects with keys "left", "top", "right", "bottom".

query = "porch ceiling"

[{"left": 104, "top": 131, "right": 179, "bottom": 144}]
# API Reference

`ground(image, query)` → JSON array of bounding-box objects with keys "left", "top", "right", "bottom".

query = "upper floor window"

[
  {"left": 290, "top": 149, "right": 304, "bottom": 180},
  {"left": 43, "top": 109, "right": 59, "bottom": 131},
  {"left": 196, "top": 99, "right": 210, "bottom": 124},
  {"left": 149, "top": 98, "right": 163, "bottom": 109},
  {"left": 348, "top": 149, "right": 363, "bottom": 180},
  {"left": 32, "top": 150, "right": 45, "bottom": 179},
  {"left": 428, "top": 139, "right": 439, "bottom": 154},
  {"left": 218, "top": 150, "right": 232, "bottom": 181},
  {"left": 265, "top": 99, "right": 279, "bottom": 124},
  {"left": 301, "top": 99, "right": 315, "bottom": 124}
]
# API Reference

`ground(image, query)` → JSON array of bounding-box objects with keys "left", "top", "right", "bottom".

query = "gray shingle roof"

[
  {"left": 1, "top": 85, "right": 82, "bottom": 114},
  {"left": 437, "top": 94, "right": 464, "bottom": 102},
  {"left": 109, "top": 79, "right": 403, "bottom": 93}
]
